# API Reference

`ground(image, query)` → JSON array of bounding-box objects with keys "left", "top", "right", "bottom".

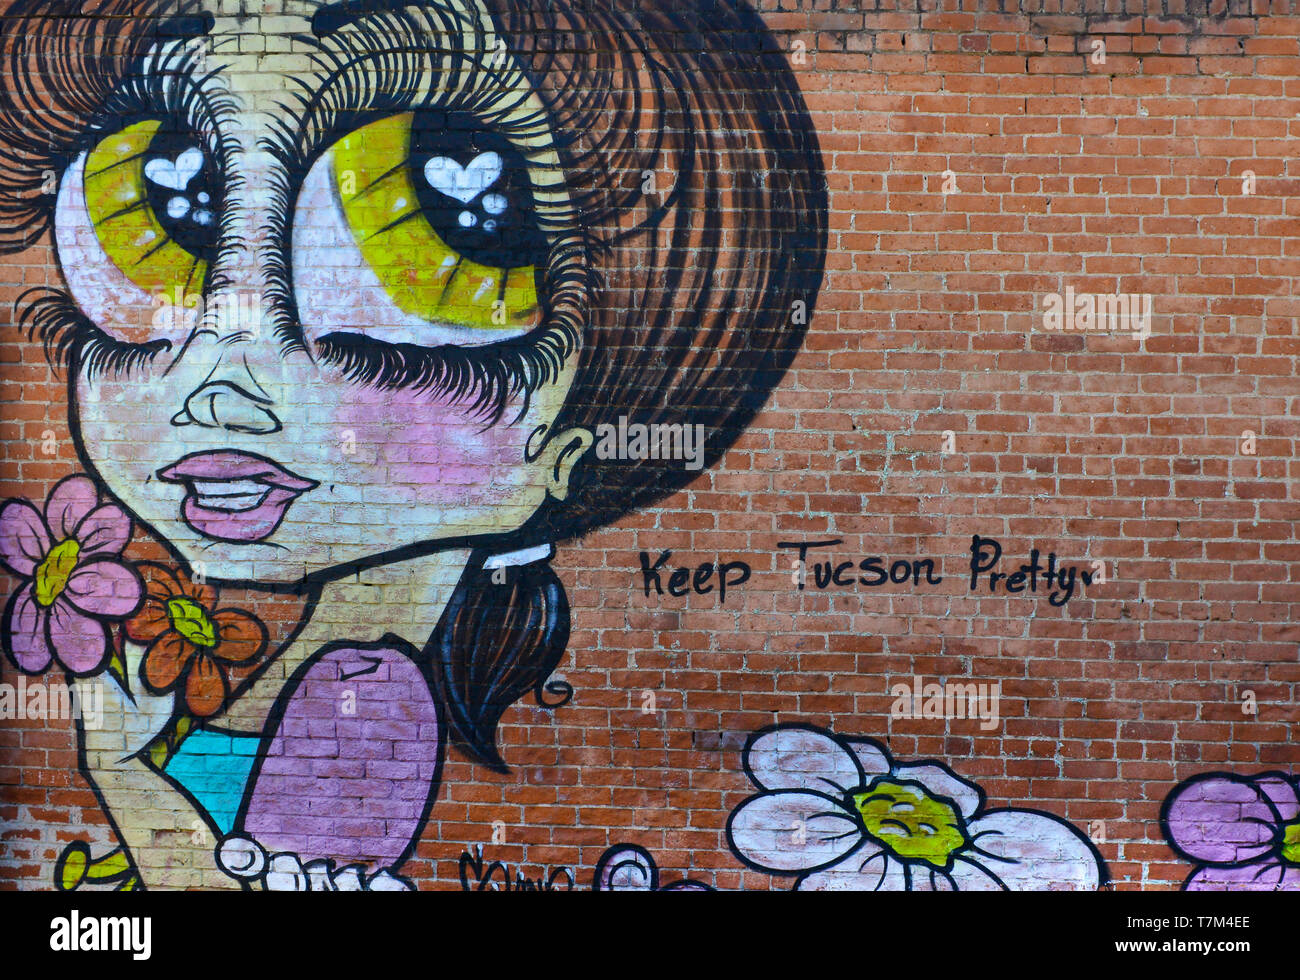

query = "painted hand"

[{"left": 216, "top": 833, "right": 415, "bottom": 891}]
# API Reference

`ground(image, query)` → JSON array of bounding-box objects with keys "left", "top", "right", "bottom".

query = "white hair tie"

[{"left": 484, "top": 542, "right": 554, "bottom": 569}]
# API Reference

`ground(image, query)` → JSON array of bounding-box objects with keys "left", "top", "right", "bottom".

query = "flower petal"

[
  {"left": 125, "top": 600, "right": 172, "bottom": 644},
  {"left": 1185, "top": 859, "right": 1300, "bottom": 892},
  {"left": 138, "top": 558, "right": 215, "bottom": 608},
  {"left": 915, "top": 867, "right": 960, "bottom": 891},
  {"left": 845, "top": 737, "right": 891, "bottom": 779},
  {"left": 63, "top": 559, "right": 142, "bottom": 618},
  {"left": 964, "top": 809, "right": 1102, "bottom": 891},
  {"left": 75, "top": 504, "right": 132, "bottom": 557},
  {"left": 1163, "top": 774, "right": 1279, "bottom": 865},
  {"left": 45, "top": 475, "right": 98, "bottom": 541},
  {"left": 0, "top": 499, "right": 50, "bottom": 577},
  {"left": 1254, "top": 774, "right": 1300, "bottom": 823},
  {"left": 726, "top": 789, "right": 861, "bottom": 873},
  {"left": 4, "top": 585, "right": 51, "bottom": 673},
  {"left": 126, "top": 564, "right": 188, "bottom": 643},
  {"left": 947, "top": 857, "right": 1007, "bottom": 891},
  {"left": 143, "top": 632, "right": 192, "bottom": 691},
  {"left": 743, "top": 724, "right": 865, "bottom": 794},
  {"left": 185, "top": 654, "right": 228, "bottom": 716},
  {"left": 797, "top": 848, "right": 901, "bottom": 891},
  {"left": 212, "top": 609, "right": 268, "bottom": 664},
  {"left": 136, "top": 561, "right": 184, "bottom": 601},
  {"left": 891, "top": 762, "right": 984, "bottom": 819},
  {"left": 182, "top": 574, "right": 217, "bottom": 609},
  {"left": 47, "top": 599, "right": 110, "bottom": 675}
]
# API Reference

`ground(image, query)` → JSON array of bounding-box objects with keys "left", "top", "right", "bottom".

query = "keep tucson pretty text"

[{"left": 639, "top": 535, "right": 1097, "bottom": 607}]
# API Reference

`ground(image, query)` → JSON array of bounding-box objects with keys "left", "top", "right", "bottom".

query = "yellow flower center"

[
  {"left": 851, "top": 778, "right": 969, "bottom": 868},
  {"left": 35, "top": 539, "right": 81, "bottom": 607},
  {"left": 1282, "top": 821, "right": 1300, "bottom": 865},
  {"left": 166, "top": 597, "right": 217, "bottom": 648}
]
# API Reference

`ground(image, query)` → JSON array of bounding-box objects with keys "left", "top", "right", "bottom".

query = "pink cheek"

[{"left": 327, "top": 383, "right": 530, "bottom": 496}]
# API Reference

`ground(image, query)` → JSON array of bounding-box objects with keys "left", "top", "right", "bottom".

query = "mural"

[
  {"left": 0, "top": 0, "right": 827, "bottom": 889},
  {"left": 4, "top": 0, "right": 1273, "bottom": 897},
  {"left": 726, "top": 724, "right": 1108, "bottom": 891},
  {"left": 1161, "top": 772, "right": 1300, "bottom": 891}
]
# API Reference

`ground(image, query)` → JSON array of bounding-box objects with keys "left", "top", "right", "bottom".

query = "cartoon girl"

[{"left": 0, "top": 0, "right": 826, "bottom": 888}]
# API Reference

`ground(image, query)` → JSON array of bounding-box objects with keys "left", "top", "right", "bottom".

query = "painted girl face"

[{"left": 52, "top": 0, "right": 586, "bottom": 585}]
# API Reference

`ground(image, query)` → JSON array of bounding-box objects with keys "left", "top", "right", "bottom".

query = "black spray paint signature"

[{"left": 458, "top": 844, "right": 575, "bottom": 892}]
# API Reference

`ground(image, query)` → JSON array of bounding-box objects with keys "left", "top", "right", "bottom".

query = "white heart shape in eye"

[
  {"left": 423, "top": 151, "right": 502, "bottom": 204},
  {"left": 144, "top": 146, "right": 205, "bottom": 191}
]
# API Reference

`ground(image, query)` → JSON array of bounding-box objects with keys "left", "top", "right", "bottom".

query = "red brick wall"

[{"left": 2, "top": 0, "right": 1299, "bottom": 892}]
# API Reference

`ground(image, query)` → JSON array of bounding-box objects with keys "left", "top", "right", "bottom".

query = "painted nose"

[{"left": 171, "top": 381, "right": 282, "bottom": 435}]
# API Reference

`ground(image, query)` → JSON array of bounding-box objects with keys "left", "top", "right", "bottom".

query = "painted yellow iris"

[
  {"left": 331, "top": 113, "right": 540, "bottom": 333},
  {"left": 852, "top": 778, "right": 969, "bottom": 868},
  {"left": 83, "top": 120, "right": 208, "bottom": 296}
]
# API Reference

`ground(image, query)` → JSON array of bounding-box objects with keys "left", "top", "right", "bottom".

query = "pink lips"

[{"left": 157, "top": 450, "right": 319, "bottom": 544}]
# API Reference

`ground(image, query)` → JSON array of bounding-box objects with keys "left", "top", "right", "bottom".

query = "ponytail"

[{"left": 429, "top": 546, "right": 570, "bottom": 772}]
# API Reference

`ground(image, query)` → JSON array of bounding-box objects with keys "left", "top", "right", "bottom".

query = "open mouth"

[{"left": 157, "top": 450, "right": 319, "bottom": 544}]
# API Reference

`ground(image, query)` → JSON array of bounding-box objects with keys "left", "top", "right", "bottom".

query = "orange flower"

[{"left": 125, "top": 562, "right": 267, "bottom": 717}]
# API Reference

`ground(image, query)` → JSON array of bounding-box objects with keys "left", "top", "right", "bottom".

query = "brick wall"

[{"left": 2, "top": 0, "right": 1299, "bottom": 892}]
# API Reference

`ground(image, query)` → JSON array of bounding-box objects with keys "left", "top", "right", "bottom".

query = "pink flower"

[
  {"left": 0, "top": 475, "right": 142, "bottom": 675},
  {"left": 1162, "top": 771, "right": 1300, "bottom": 891}
]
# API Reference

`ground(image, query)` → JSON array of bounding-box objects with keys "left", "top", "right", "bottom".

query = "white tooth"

[
  {"left": 194, "top": 490, "right": 269, "bottom": 511},
  {"left": 189, "top": 479, "right": 267, "bottom": 496}
]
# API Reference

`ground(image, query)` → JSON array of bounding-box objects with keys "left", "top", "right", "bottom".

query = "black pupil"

[
  {"left": 409, "top": 110, "right": 546, "bottom": 270},
  {"left": 143, "top": 128, "right": 219, "bottom": 257}
]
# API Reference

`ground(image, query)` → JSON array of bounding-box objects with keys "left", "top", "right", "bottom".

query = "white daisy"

[{"left": 726, "top": 724, "right": 1105, "bottom": 891}]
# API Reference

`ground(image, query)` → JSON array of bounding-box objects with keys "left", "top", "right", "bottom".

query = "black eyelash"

[
  {"left": 96, "top": 40, "right": 247, "bottom": 270},
  {"left": 15, "top": 287, "right": 171, "bottom": 380},
  {"left": 10, "top": 17, "right": 241, "bottom": 243},
  {"left": 273, "top": 5, "right": 560, "bottom": 173},
  {"left": 314, "top": 236, "right": 590, "bottom": 425},
  {"left": 315, "top": 321, "right": 575, "bottom": 425},
  {"left": 248, "top": 12, "right": 583, "bottom": 418},
  {"left": 258, "top": 3, "right": 570, "bottom": 262},
  {"left": 3, "top": 27, "right": 242, "bottom": 375},
  {"left": 101, "top": 48, "right": 238, "bottom": 164},
  {"left": 9, "top": 0, "right": 587, "bottom": 415}
]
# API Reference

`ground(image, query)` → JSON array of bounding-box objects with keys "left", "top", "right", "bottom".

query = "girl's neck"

[
  {"left": 302, "top": 548, "right": 472, "bottom": 650},
  {"left": 218, "top": 548, "right": 470, "bottom": 733}
]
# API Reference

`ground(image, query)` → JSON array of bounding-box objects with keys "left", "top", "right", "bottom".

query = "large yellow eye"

[
  {"left": 82, "top": 119, "right": 216, "bottom": 297},
  {"left": 330, "top": 112, "right": 541, "bottom": 333}
]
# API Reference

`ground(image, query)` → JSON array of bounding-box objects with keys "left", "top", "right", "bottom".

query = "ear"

[{"left": 541, "top": 427, "right": 593, "bottom": 502}]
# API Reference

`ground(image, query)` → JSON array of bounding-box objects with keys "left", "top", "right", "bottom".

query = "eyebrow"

[{"left": 311, "top": 0, "right": 412, "bottom": 37}]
